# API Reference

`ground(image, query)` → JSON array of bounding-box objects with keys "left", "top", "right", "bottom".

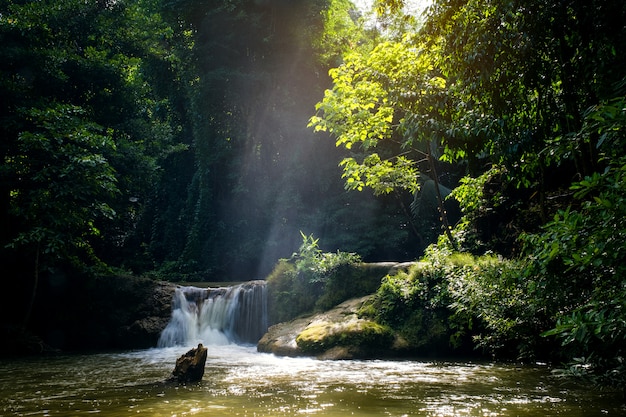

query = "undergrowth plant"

[
  {"left": 362, "top": 246, "right": 551, "bottom": 359},
  {"left": 266, "top": 232, "right": 361, "bottom": 324}
]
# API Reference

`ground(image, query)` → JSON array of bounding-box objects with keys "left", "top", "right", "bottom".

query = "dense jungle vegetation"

[{"left": 1, "top": 0, "right": 625, "bottom": 392}]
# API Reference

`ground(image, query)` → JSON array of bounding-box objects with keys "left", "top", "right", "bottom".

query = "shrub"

[
  {"left": 522, "top": 154, "right": 626, "bottom": 389},
  {"left": 265, "top": 232, "right": 362, "bottom": 324},
  {"left": 363, "top": 246, "right": 545, "bottom": 359},
  {"left": 265, "top": 260, "right": 312, "bottom": 324},
  {"left": 362, "top": 257, "right": 456, "bottom": 355},
  {"left": 446, "top": 253, "right": 551, "bottom": 359},
  {"left": 315, "top": 262, "right": 390, "bottom": 311}
]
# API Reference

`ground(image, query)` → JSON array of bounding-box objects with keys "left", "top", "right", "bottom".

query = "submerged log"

[{"left": 169, "top": 343, "right": 208, "bottom": 383}]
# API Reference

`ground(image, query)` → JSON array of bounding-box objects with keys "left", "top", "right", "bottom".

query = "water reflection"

[{"left": 0, "top": 345, "right": 623, "bottom": 416}]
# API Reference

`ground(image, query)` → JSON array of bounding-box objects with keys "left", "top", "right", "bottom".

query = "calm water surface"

[{"left": 0, "top": 345, "right": 623, "bottom": 416}]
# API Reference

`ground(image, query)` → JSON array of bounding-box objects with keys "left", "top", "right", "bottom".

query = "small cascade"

[{"left": 158, "top": 280, "right": 268, "bottom": 347}]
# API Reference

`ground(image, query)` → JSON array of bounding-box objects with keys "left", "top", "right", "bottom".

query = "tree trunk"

[
  {"left": 23, "top": 243, "right": 39, "bottom": 328},
  {"left": 428, "top": 150, "right": 457, "bottom": 251},
  {"left": 394, "top": 191, "right": 425, "bottom": 250}
]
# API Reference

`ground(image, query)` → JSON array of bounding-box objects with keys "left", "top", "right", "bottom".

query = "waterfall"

[{"left": 157, "top": 280, "right": 268, "bottom": 347}]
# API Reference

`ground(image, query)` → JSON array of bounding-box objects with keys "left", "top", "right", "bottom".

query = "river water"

[{"left": 1, "top": 344, "right": 623, "bottom": 416}]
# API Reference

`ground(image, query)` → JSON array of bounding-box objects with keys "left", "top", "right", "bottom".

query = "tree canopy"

[
  {"left": 1, "top": 0, "right": 185, "bottom": 271},
  {"left": 311, "top": 0, "right": 626, "bottom": 390}
]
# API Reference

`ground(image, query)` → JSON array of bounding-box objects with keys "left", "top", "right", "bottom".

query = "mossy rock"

[
  {"left": 296, "top": 317, "right": 394, "bottom": 355},
  {"left": 258, "top": 295, "right": 406, "bottom": 360}
]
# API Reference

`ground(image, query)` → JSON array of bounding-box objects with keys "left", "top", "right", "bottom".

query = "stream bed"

[{"left": 1, "top": 344, "right": 623, "bottom": 416}]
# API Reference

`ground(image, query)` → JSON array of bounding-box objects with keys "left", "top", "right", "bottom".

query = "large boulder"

[
  {"left": 257, "top": 296, "right": 406, "bottom": 360},
  {"left": 257, "top": 316, "right": 312, "bottom": 357},
  {"left": 295, "top": 315, "right": 394, "bottom": 359},
  {"left": 90, "top": 277, "right": 176, "bottom": 350}
]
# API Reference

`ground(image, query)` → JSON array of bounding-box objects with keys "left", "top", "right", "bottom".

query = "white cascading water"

[{"left": 157, "top": 280, "right": 268, "bottom": 347}]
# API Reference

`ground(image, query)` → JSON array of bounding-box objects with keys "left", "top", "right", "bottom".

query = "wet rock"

[
  {"left": 119, "top": 316, "right": 171, "bottom": 348},
  {"left": 169, "top": 344, "right": 208, "bottom": 383},
  {"left": 257, "top": 316, "right": 311, "bottom": 357},
  {"left": 88, "top": 276, "right": 177, "bottom": 350},
  {"left": 258, "top": 296, "right": 401, "bottom": 360},
  {"left": 296, "top": 315, "right": 394, "bottom": 358}
]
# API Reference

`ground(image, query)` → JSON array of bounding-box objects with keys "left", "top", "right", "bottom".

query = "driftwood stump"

[{"left": 169, "top": 343, "right": 208, "bottom": 383}]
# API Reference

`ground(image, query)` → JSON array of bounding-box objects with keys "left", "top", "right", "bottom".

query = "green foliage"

[
  {"left": 340, "top": 154, "right": 420, "bottom": 195},
  {"left": 364, "top": 247, "right": 549, "bottom": 358},
  {"left": 2, "top": 0, "right": 625, "bottom": 386},
  {"left": 312, "top": 0, "right": 626, "bottom": 256},
  {"left": 581, "top": 96, "right": 626, "bottom": 160},
  {"left": 309, "top": 28, "right": 460, "bottom": 249},
  {"left": 265, "top": 260, "right": 304, "bottom": 325},
  {"left": 316, "top": 262, "right": 392, "bottom": 311},
  {"left": 363, "top": 257, "right": 454, "bottom": 353},
  {"left": 5, "top": 104, "right": 118, "bottom": 264},
  {"left": 423, "top": 0, "right": 626, "bottom": 186},
  {"left": 0, "top": 0, "right": 186, "bottom": 273},
  {"left": 542, "top": 296, "right": 626, "bottom": 389},
  {"left": 441, "top": 84, "right": 626, "bottom": 382},
  {"left": 451, "top": 167, "right": 502, "bottom": 217},
  {"left": 145, "top": 0, "right": 420, "bottom": 279},
  {"left": 445, "top": 166, "right": 514, "bottom": 254},
  {"left": 2, "top": 0, "right": 419, "bottom": 286},
  {"left": 363, "top": 274, "right": 449, "bottom": 354},
  {"left": 523, "top": 164, "right": 626, "bottom": 301},
  {"left": 410, "top": 174, "right": 458, "bottom": 246},
  {"left": 266, "top": 233, "right": 362, "bottom": 324},
  {"left": 446, "top": 252, "right": 546, "bottom": 359},
  {"left": 313, "top": 0, "right": 374, "bottom": 68},
  {"left": 293, "top": 232, "right": 362, "bottom": 284},
  {"left": 521, "top": 154, "right": 626, "bottom": 388},
  {"left": 309, "top": 35, "right": 439, "bottom": 195}
]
